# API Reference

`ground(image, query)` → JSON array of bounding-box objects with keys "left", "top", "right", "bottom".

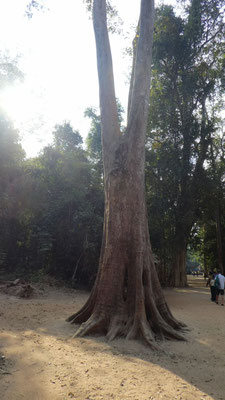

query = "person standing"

[
  {"left": 206, "top": 272, "right": 216, "bottom": 302},
  {"left": 215, "top": 271, "right": 225, "bottom": 306}
]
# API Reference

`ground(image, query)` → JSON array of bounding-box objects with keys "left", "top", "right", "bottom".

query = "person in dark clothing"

[{"left": 206, "top": 272, "right": 216, "bottom": 302}]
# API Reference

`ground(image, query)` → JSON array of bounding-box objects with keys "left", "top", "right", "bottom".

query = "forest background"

[{"left": 0, "top": 0, "right": 225, "bottom": 289}]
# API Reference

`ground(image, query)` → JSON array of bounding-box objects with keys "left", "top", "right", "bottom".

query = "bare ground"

[{"left": 0, "top": 276, "right": 224, "bottom": 400}]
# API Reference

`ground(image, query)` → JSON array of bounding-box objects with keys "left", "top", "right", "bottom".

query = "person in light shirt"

[{"left": 215, "top": 271, "right": 225, "bottom": 306}]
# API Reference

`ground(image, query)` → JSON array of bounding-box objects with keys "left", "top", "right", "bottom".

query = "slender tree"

[{"left": 67, "top": 0, "right": 185, "bottom": 347}]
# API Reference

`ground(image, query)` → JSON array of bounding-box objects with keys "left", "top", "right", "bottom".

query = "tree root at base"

[{"left": 68, "top": 309, "right": 186, "bottom": 349}]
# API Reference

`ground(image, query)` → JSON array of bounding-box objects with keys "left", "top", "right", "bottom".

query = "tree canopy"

[{"left": 146, "top": 0, "right": 225, "bottom": 284}]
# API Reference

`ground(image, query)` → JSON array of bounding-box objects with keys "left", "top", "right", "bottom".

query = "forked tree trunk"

[{"left": 67, "top": 0, "right": 186, "bottom": 347}]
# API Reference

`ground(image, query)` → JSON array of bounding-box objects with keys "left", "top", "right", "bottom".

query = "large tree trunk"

[
  {"left": 67, "top": 0, "right": 186, "bottom": 347},
  {"left": 68, "top": 147, "right": 186, "bottom": 346}
]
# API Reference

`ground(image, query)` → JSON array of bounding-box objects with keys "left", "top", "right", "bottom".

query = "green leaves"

[
  {"left": 146, "top": 0, "right": 225, "bottom": 277},
  {"left": 53, "top": 122, "right": 83, "bottom": 153},
  {"left": 0, "top": 112, "right": 104, "bottom": 285}
]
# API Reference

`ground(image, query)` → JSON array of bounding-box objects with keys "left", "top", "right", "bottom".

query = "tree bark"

[
  {"left": 172, "top": 242, "right": 187, "bottom": 287},
  {"left": 67, "top": 0, "right": 186, "bottom": 347},
  {"left": 215, "top": 195, "right": 224, "bottom": 274}
]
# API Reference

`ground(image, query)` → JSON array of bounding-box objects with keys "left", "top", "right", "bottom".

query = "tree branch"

[
  {"left": 93, "top": 0, "right": 120, "bottom": 169},
  {"left": 127, "top": 0, "right": 155, "bottom": 140}
]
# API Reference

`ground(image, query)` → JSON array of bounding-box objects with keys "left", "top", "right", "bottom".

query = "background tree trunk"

[
  {"left": 215, "top": 197, "right": 224, "bottom": 274},
  {"left": 173, "top": 243, "right": 187, "bottom": 287}
]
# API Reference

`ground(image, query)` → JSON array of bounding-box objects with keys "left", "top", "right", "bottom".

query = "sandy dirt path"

[{"left": 0, "top": 276, "right": 224, "bottom": 400}]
